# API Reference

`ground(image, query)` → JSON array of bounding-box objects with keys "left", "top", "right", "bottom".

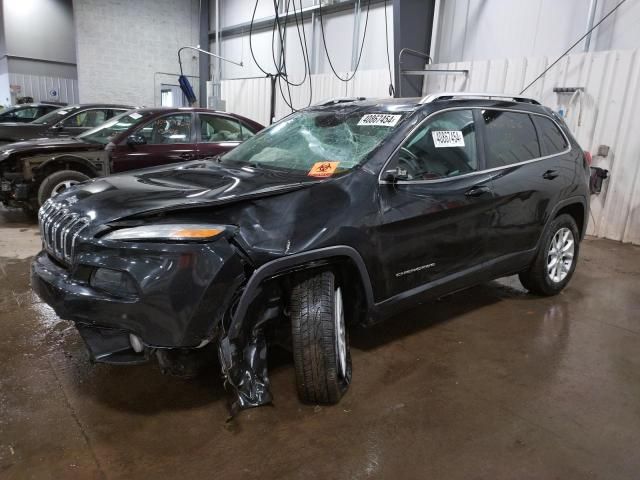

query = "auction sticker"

[
  {"left": 358, "top": 114, "right": 402, "bottom": 127},
  {"left": 308, "top": 161, "right": 340, "bottom": 178},
  {"left": 432, "top": 130, "right": 465, "bottom": 148}
]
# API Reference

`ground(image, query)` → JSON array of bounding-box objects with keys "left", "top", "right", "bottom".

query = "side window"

[
  {"left": 107, "top": 109, "right": 128, "bottom": 119},
  {"left": 62, "top": 109, "right": 109, "bottom": 127},
  {"left": 14, "top": 107, "right": 40, "bottom": 120},
  {"left": 200, "top": 115, "right": 243, "bottom": 142},
  {"left": 481, "top": 110, "right": 540, "bottom": 168},
  {"left": 240, "top": 123, "right": 256, "bottom": 140},
  {"left": 137, "top": 113, "right": 192, "bottom": 145},
  {"left": 395, "top": 109, "right": 478, "bottom": 180},
  {"left": 533, "top": 115, "right": 568, "bottom": 156}
]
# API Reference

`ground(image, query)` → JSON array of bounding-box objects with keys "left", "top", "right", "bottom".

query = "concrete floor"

[{"left": 1, "top": 206, "right": 640, "bottom": 480}]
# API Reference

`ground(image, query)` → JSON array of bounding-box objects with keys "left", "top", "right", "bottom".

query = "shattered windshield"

[
  {"left": 78, "top": 111, "right": 152, "bottom": 144},
  {"left": 220, "top": 110, "right": 405, "bottom": 175}
]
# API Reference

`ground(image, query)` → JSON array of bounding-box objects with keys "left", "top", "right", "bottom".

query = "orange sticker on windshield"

[{"left": 308, "top": 161, "right": 340, "bottom": 178}]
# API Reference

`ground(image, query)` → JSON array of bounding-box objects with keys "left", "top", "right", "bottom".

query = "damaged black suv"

[{"left": 31, "top": 94, "right": 590, "bottom": 412}]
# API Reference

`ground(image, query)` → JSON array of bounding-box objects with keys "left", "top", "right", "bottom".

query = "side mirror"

[
  {"left": 51, "top": 122, "right": 64, "bottom": 130},
  {"left": 126, "top": 134, "right": 147, "bottom": 146},
  {"left": 384, "top": 167, "right": 409, "bottom": 183}
]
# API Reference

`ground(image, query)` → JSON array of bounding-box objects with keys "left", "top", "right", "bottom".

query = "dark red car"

[{"left": 0, "top": 107, "right": 264, "bottom": 212}]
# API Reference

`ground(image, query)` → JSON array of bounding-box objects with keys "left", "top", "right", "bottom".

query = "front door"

[
  {"left": 377, "top": 109, "right": 495, "bottom": 298},
  {"left": 110, "top": 112, "right": 196, "bottom": 173}
]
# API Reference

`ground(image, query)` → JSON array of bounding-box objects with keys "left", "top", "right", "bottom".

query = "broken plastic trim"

[{"left": 216, "top": 246, "right": 374, "bottom": 416}]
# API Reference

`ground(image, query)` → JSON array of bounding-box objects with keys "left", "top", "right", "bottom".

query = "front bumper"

[{"left": 31, "top": 238, "right": 247, "bottom": 353}]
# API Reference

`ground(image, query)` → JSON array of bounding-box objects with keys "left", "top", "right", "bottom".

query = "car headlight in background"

[{"left": 103, "top": 224, "right": 225, "bottom": 241}]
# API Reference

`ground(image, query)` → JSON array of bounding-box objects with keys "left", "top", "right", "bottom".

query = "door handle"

[
  {"left": 542, "top": 169, "right": 559, "bottom": 180},
  {"left": 179, "top": 153, "right": 195, "bottom": 160},
  {"left": 464, "top": 185, "right": 491, "bottom": 197}
]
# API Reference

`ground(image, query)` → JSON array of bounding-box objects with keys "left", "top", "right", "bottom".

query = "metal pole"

[
  {"left": 216, "top": 0, "right": 221, "bottom": 90},
  {"left": 199, "top": 0, "right": 210, "bottom": 107},
  {"left": 584, "top": 0, "right": 598, "bottom": 52},
  {"left": 351, "top": 0, "right": 362, "bottom": 72}
]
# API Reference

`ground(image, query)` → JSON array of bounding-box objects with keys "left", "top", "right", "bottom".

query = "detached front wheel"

[{"left": 290, "top": 270, "right": 351, "bottom": 404}]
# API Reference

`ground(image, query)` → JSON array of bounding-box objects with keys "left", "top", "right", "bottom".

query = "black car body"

[
  {"left": 0, "top": 108, "right": 263, "bottom": 211},
  {"left": 31, "top": 94, "right": 590, "bottom": 412},
  {"left": 0, "top": 104, "right": 132, "bottom": 145},
  {"left": 0, "top": 103, "right": 61, "bottom": 123}
]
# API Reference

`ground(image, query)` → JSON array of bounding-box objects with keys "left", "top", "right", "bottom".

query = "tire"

[
  {"left": 290, "top": 270, "right": 351, "bottom": 404},
  {"left": 519, "top": 214, "right": 580, "bottom": 296},
  {"left": 37, "top": 170, "right": 89, "bottom": 206}
]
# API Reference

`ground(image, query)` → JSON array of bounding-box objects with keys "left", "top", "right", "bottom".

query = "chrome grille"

[{"left": 38, "top": 200, "right": 90, "bottom": 264}]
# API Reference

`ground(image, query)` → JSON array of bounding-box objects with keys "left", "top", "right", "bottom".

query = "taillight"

[{"left": 583, "top": 150, "right": 592, "bottom": 166}]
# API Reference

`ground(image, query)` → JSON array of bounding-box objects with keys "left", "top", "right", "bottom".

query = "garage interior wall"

[
  {"left": 212, "top": 0, "right": 394, "bottom": 122},
  {"left": 0, "top": 0, "right": 78, "bottom": 104},
  {"left": 73, "top": 0, "right": 201, "bottom": 107},
  {"left": 433, "top": 0, "right": 640, "bottom": 63}
]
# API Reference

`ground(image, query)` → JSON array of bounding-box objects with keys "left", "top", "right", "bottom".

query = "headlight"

[{"left": 103, "top": 224, "right": 225, "bottom": 241}]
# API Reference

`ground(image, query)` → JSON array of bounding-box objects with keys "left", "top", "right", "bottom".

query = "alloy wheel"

[{"left": 547, "top": 227, "right": 575, "bottom": 283}]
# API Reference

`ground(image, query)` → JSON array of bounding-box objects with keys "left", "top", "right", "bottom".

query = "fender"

[
  {"left": 31, "top": 154, "right": 101, "bottom": 177},
  {"left": 226, "top": 245, "right": 375, "bottom": 340},
  {"left": 543, "top": 195, "right": 589, "bottom": 241}
]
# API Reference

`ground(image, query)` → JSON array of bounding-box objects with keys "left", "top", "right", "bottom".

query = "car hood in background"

[
  {"left": 52, "top": 160, "right": 319, "bottom": 224},
  {"left": 0, "top": 137, "right": 104, "bottom": 164}
]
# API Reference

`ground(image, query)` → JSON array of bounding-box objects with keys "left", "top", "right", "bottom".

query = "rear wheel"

[
  {"left": 519, "top": 214, "right": 580, "bottom": 296},
  {"left": 37, "top": 170, "right": 89, "bottom": 205},
  {"left": 290, "top": 270, "right": 351, "bottom": 404}
]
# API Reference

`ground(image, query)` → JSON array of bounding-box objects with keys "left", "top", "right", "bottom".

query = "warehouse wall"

[
  {"left": 212, "top": 0, "right": 394, "bottom": 87},
  {"left": 73, "top": 0, "right": 200, "bottom": 106},
  {"left": 424, "top": 48, "right": 640, "bottom": 245},
  {"left": 0, "top": 0, "right": 77, "bottom": 105},
  {"left": 434, "top": 0, "right": 640, "bottom": 63}
]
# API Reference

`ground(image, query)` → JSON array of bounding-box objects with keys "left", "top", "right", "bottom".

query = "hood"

[
  {"left": 0, "top": 137, "right": 102, "bottom": 165},
  {"left": 53, "top": 160, "right": 319, "bottom": 224},
  {"left": 0, "top": 123, "right": 46, "bottom": 143}
]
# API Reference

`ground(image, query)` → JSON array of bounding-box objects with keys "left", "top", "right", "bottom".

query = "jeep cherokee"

[{"left": 31, "top": 93, "right": 590, "bottom": 412}]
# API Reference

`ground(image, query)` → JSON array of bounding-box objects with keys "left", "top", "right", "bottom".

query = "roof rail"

[
  {"left": 315, "top": 97, "right": 366, "bottom": 106},
  {"left": 420, "top": 92, "right": 540, "bottom": 105}
]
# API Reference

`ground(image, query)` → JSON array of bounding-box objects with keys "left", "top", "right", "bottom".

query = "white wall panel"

[
  {"left": 435, "top": 0, "right": 640, "bottom": 64},
  {"left": 220, "top": 76, "right": 271, "bottom": 126},
  {"left": 221, "top": 68, "right": 391, "bottom": 125},
  {"left": 8, "top": 73, "right": 78, "bottom": 104},
  {"left": 425, "top": 49, "right": 640, "bottom": 245}
]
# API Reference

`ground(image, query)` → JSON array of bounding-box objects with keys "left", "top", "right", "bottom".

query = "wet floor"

[{"left": 1, "top": 206, "right": 640, "bottom": 479}]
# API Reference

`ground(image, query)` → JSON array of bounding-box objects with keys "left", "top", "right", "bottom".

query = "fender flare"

[
  {"left": 226, "top": 245, "right": 375, "bottom": 340},
  {"left": 545, "top": 195, "right": 589, "bottom": 241},
  {"left": 32, "top": 154, "right": 100, "bottom": 177}
]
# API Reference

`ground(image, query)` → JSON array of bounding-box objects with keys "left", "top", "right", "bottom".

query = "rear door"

[
  {"left": 196, "top": 113, "right": 256, "bottom": 158},
  {"left": 481, "top": 109, "right": 573, "bottom": 258},
  {"left": 110, "top": 112, "right": 196, "bottom": 173},
  {"left": 377, "top": 108, "right": 496, "bottom": 298}
]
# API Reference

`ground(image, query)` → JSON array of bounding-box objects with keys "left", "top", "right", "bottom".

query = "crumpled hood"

[{"left": 52, "top": 160, "right": 316, "bottom": 224}]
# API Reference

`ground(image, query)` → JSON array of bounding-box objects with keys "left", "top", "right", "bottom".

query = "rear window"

[
  {"left": 481, "top": 110, "right": 540, "bottom": 168},
  {"left": 533, "top": 115, "right": 568, "bottom": 156}
]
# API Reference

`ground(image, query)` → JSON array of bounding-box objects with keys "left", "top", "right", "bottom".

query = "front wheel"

[
  {"left": 519, "top": 214, "right": 580, "bottom": 296},
  {"left": 289, "top": 270, "right": 351, "bottom": 404},
  {"left": 37, "top": 170, "right": 90, "bottom": 206}
]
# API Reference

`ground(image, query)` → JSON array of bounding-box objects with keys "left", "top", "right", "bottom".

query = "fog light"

[{"left": 91, "top": 268, "right": 137, "bottom": 296}]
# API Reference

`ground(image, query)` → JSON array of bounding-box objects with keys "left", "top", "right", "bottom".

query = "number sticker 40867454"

[{"left": 432, "top": 130, "right": 465, "bottom": 148}]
